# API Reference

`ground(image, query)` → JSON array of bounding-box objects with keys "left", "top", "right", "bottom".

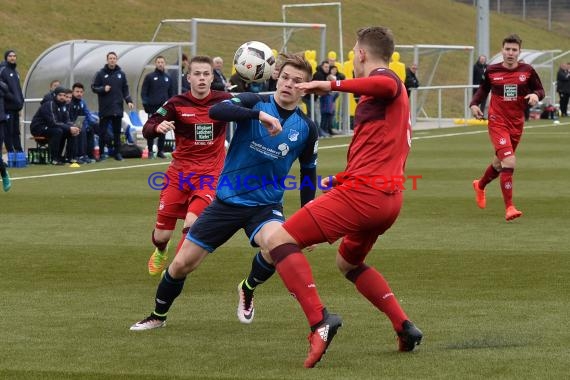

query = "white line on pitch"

[{"left": 9, "top": 122, "right": 567, "bottom": 181}]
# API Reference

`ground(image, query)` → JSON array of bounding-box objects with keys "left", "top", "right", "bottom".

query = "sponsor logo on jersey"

[
  {"left": 503, "top": 84, "right": 517, "bottom": 100},
  {"left": 278, "top": 143, "right": 290, "bottom": 156},
  {"left": 195, "top": 123, "right": 214, "bottom": 143},
  {"left": 157, "top": 107, "right": 167, "bottom": 116}
]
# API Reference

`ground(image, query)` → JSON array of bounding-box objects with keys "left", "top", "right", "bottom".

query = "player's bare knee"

[
  {"left": 259, "top": 249, "right": 274, "bottom": 265},
  {"left": 501, "top": 155, "right": 516, "bottom": 169},
  {"left": 336, "top": 253, "right": 355, "bottom": 276},
  {"left": 154, "top": 228, "right": 173, "bottom": 242}
]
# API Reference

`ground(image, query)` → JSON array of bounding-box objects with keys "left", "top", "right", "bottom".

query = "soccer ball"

[{"left": 233, "top": 41, "right": 276, "bottom": 83}]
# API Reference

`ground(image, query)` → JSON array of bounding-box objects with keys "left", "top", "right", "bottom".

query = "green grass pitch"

[{"left": 1, "top": 121, "right": 568, "bottom": 379}]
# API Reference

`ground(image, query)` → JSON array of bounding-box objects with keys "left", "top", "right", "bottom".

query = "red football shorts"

[
  {"left": 283, "top": 185, "right": 403, "bottom": 266},
  {"left": 155, "top": 168, "right": 216, "bottom": 230},
  {"left": 488, "top": 123, "right": 522, "bottom": 159}
]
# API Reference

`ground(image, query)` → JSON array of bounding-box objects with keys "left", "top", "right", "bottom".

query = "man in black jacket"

[
  {"left": 0, "top": 83, "right": 11, "bottom": 191},
  {"left": 141, "top": 56, "right": 175, "bottom": 158},
  {"left": 91, "top": 51, "right": 134, "bottom": 161},
  {"left": 404, "top": 63, "right": 420, "bottom": 97},
  {"left": 472, "top": 55, "right": 488, "bottom": 116},
  {"left": 30, "top": 87, "right": 80, "bottom": 165},
  {"left": 556, "top": 62, "right": 570, "bottom": 117},
  {"left": 0, "top": 50, "right": 24, "bottom": 153}
]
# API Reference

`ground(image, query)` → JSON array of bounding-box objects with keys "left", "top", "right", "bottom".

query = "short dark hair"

[
  {"left": 189, "top": 55, "right": 214, "bottom": 71},
  {"left": 278, "top": 53, "right": 313, "bottom": 81},
  {"left": 356, "top": 26, "right": 395, "bottom": 63},
  {"left": 72, "top": 82, "right": 84, "bottom": 90},
  {"left": 503, "top": 34, "right": 522, "bottom": 47},
  {"left": 107, "top": 51, "right": 117, "bottom": 59},
  {"left": 155, "top": 55, "right": 165, "bottom": 62}
]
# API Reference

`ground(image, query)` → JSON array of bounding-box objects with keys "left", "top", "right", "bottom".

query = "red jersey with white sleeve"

[
  {"left": 330, "top": 68, "right": 412, "bottom": 192},
  {"left": 471, "top": 62, "right": 544, "bottom": 130},
  {"left": 143, "top": 90, "right": 232, "bottom": 176}
]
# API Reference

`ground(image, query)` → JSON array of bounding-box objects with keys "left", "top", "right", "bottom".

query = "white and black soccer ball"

[{"left": 233, "top": 41, "right": 276, "bottom": 83}]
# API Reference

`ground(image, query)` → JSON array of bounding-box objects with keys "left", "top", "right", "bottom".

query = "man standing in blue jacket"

[
  {"left": 0, "top": 50, "right": 24, "bottom": 153},
  {"left": 91, "top": 52, "right": 134, "bottom": 161},
  {"left": 141, "top": 55, "right": 175, "bottom": 158}
]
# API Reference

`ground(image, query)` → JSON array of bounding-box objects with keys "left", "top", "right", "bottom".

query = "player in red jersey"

[
  {"left": 142, "top": 56, "right": 232, "bottom": 275},
  {"left": 261, "top": 27, "right": 422, "bottom": 368},
  {"left": 470, "top": 34, "right": 544, "bottom": 221}
]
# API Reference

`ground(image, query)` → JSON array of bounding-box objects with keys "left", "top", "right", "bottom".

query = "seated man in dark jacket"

[{"left": 30, "top": 87, "right": 80, "bottom": 165}]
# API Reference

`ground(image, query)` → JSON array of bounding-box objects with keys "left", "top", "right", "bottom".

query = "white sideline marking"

[
  {"left": 12, "top": 162, "right": 168, "bottom": 180},
  {"left": 9, "top": 122, "right": 567, "bottom": 181},
  {"left": 319, "top": 122, "right": 565, "bottom": 150}
]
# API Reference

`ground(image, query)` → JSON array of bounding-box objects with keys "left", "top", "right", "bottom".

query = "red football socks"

[
  {"left": 347, "top": 264, "right": 408, "bottom": 332},
  {"left": 479, "top": 164, "right": 500, "bottom": 189},
  {"left": 500, "top": 168, "right": 514, "bottom": 208},
  {"left": 270, "top": 243, "right": 324, "bottom": 327},
  {"left": 151, "top": 229, "right": 168, "bottom": 252}
]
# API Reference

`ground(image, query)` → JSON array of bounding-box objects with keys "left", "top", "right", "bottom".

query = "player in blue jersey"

[{"left": 131, "top": 53, "right": 318, "bottom": 330}]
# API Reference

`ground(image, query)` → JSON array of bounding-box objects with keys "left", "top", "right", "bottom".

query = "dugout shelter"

[{"left": 22, "top": 40, "right": 190, "bottom": 150}]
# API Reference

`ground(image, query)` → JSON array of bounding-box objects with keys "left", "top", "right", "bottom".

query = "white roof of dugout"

[{"left": 23, "top": 40, "right": 190, "bottom": 123}]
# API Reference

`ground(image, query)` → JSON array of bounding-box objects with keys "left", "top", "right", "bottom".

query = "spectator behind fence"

[
  {"left": 0, "top": 49, "right": 24, "bottom": 153},
  {"left": 141, "top": 55, "right": 175, "bottom": 158},
  {"left": 327, "top": 51, "right": 344, "bottom": 75},
  {"left": 91, "top": 51, "right": 134, "bottom": 161},
  {"left": 404, "top": 63, "right": 420, "bottom": 97},
  {"left": 30, "top": 87, "right": 80, "bottom": 165},
  {"left": 556, "top": 62, "right": 570, "bottom": 117},
  {"left": 472, "top": 55, "right": 488, "bottom": 116},
  {"left": 229, "top": 72, "right": 250, "bottom": 93},
  {"left": 303, "top": 60, "right": 328, "bottom": 119},
  {"left": 318, "top": 76, "right": 339, "bottom": 137},
  {"left": 211, "top": 56, "right": 232, "bottom": 92}
]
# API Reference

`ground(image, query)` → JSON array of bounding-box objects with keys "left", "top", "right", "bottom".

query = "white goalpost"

[
  {"left": 151, "top": 18, "right": 327, "bottom": 59},
  {"left": 282, "top": 2, "right": 343, "bottom": 64}
]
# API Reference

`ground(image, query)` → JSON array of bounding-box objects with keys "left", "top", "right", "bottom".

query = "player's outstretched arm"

[{"left": 295, "top": 81, "right": 332, "bottom": 96}]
